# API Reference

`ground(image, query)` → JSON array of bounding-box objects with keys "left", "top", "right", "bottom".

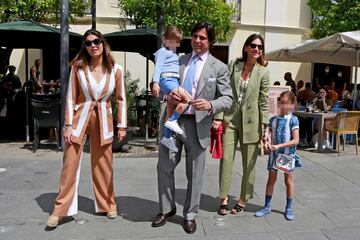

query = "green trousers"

[{"left": 219, "top": 126, "right": 259, "bottom": 201}]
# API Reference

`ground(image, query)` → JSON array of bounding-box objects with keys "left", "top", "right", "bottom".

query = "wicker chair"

[{"left": 324, "top": 111, "right": 360, "bottom": 156}]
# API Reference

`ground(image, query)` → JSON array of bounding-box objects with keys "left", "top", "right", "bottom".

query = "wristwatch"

[{"left": 63, "top": 124, "right": 72, "bottom": 130}]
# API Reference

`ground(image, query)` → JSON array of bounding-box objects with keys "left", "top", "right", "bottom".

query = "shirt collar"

[{"left": 191, "top": 51, "right": 209, "bottom": 61}]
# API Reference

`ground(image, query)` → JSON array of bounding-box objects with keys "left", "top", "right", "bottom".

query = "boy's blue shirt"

[{"left": 153, "top": 47, "right": 180, "bottom": 83}]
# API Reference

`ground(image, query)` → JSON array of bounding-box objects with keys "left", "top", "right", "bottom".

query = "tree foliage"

[
  {"left": 0, "top": 0, "right": 90, "bottom": 23},
  {"left": 117, "top": 0, "right": 234, "bottom": 43},
  {"left": 308, "top": 0, "right": 360, "bottom": 38}
]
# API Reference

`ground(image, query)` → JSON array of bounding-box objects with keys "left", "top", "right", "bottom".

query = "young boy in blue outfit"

[
  {"left": 153, "top": 26, "right": 192, "bottom": 152},
  {"left": 255, "top": 90, "right": 301, "bottom": 221}
]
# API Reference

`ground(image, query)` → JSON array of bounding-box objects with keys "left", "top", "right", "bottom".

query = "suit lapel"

[
  {"left": 233, "top": 61, "right": 243, "bottom": 98},
  {"left": 243, "top": 63, "right": 262, "bottom": 103}
]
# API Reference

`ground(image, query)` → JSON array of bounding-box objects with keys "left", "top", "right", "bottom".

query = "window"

[{"left": 225, "top": 0, "right": 241, "bottom": 22}]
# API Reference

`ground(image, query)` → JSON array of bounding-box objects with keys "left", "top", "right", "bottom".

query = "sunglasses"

[
  {"left": 249, "top": 43, "right": 263, "bottom": 50},
  {"left": 84, "top": 38, "right": 102, "bottom": 47}
]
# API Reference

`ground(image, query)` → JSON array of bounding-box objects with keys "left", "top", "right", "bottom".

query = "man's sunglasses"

[
  {"left": 249, "top": 43, "right": 263, "bottom": 50},
  {"left": 84, "top": 38, "right": 102, "bottom": 47}
]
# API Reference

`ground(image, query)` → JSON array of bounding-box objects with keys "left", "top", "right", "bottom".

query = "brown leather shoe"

[
  {"left": 183, "top": 219, "right": 196, "bottom": 234},
  {"left": 151, "top": 209, "right": 176, "bottom": 227}
]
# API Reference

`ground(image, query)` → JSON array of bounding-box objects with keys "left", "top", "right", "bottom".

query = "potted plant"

[{"left": 112, "top": 71, "right": 140, "bottom": 152}]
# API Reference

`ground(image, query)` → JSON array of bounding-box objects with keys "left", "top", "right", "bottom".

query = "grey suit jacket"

[{"left": 179, "top": 53, "right": 233, "bottom": 148}]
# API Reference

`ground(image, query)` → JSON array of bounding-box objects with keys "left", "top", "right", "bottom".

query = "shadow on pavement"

[{"left": 35, "top": 190, "right": 263, "bottom": 226}]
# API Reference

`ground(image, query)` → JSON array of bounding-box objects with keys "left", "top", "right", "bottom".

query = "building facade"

[{"left": 11, "top": 0, "right": 358, "bottom": 91}]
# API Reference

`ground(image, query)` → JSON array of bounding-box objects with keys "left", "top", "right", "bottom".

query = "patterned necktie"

[{"left": 183, "top": 55, "right": 200, "bottom": 94}]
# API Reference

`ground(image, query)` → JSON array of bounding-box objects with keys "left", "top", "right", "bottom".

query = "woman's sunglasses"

[
  {"left": 249, "top": 43, "right": 263, "bottom": 50},
  {"left": 84, "top": 38, "right": 102, "bottom": 47}
]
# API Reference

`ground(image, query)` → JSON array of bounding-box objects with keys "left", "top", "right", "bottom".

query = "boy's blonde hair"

[{"left": 163, "top": 26, "right": 183, "bottom": 42}]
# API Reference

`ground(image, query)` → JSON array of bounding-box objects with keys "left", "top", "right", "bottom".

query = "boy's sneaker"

[
  {"left": 324, "top": 139, "right": 332, "bottom": 149},
  {"left": 254, "top": 207, "right": 271, "bottom": 217},
  {"left": 165, "top": 120, "right": 184, "bottom": 135},
  {"left": 285, "top": 208, "right": 294, "bottom": 221},
  {"left": 160, "top": 137, "right": 178, "bottom": 152}
]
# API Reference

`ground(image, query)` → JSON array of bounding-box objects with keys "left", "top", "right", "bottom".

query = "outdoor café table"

[{"left": 293, "top": 111, "right": 337, "bottom": 152}]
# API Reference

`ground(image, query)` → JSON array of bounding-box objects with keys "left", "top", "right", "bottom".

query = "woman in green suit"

[{"left": 213, "top": 34, "right": 270, "bottom": 215}]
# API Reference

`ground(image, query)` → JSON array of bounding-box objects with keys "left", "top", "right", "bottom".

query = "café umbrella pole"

[
  {"left": 25, "top": 48, "right": 29, "bottom": 142},
  {"left": 145, "top": 51, "right": 149, "bottom": 141},
  {"left": 353, "top": 49, "right": 359, "bottom": 109}
]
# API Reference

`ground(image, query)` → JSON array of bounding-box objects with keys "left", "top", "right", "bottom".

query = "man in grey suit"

[{"left": 151, "top": 22, "right": 233, "bottom": 234}]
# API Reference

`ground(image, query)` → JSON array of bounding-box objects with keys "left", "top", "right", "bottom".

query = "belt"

[
  {"left": 181, "top": 114, "right": 195, "bottom": 119},
  {"left": 161, "top": 72, "right": 179, "bottom": 78}
]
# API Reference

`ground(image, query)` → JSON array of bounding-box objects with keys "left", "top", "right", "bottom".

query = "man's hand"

[
  {"left": 191, "top": 99, "right": 212, "bottom": 111},
  {"left": 117, "top": 129, "right": 126, "bottom": 142},
  {"left": 168, "top": 90, "right": 182, "bottom": 105},
  {"left": 151, "top": 82, "right": 160, "bottom": 97}
]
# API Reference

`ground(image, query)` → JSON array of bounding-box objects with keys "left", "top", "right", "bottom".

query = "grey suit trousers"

[{"left": 157, "top": 115, "right": 206, "bottom": 220}]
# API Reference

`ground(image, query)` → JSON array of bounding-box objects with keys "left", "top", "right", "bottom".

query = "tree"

[
  {"left": 117, "top": 0, "right": 234, "bottom": 44},
  {"left": 0, "top": 0, "right": 89, "bottom": 24},
  {"left": 0, "top": 0, "right": 90, "bottom": 75},
  {"left": 308, "top": 0, "right": 360, "bottom": 39}
]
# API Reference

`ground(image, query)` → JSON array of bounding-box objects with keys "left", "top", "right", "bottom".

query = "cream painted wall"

[
  {"left": 229, "top": 0, "right": 313, "bottom": 85},
  {"left": 241, "top": 0, "right": 266, "bottom": 25},
  {"left": 96, "top": 0, "right": 121, "bottom": 18}
]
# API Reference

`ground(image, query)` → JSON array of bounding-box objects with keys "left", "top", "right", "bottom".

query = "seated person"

[
  {"left": 273, "top": 81, "right": 281, "bottom": 86},
  {"left": 312, "top": 88, "right": 334, "bottom": 112},
  {"left": 297, "top": 82, "right": 316, "bottom": 106},
  {"left": 351, "top": 84, "right": 360, "bottom": 110},
  {"left": 324, "top": 85, "right": 338, "bottom": 103}
]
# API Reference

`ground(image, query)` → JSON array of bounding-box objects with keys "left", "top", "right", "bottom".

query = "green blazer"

[{"left": 215, "top": 59, "right": 270, "bottom": 144}]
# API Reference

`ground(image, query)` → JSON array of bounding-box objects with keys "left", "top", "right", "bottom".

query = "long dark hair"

[
  {"left": 238, "top": 34, "right": 267, "bottom": 66},
  {"left": 71, "top": 29, "right": 115, "bottom": 73}
]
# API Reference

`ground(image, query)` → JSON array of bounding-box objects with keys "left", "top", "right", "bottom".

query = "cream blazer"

[{"left": 65, "top": 64, "right": 127, "bottom": 146}]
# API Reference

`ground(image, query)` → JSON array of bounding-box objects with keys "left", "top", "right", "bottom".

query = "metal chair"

[
  {"left": 324, "top": 111, "right": 360, "bottom": 156},
  {"left": 31, "top": 97, "right": 61, "bottom": 152}
]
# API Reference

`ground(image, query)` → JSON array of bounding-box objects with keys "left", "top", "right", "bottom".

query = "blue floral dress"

[{"left": 267, "top": 114, "right": 302, "bottom": 172}]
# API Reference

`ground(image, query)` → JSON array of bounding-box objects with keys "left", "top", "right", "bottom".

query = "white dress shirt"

[{"left": 182, "top": 51, "right": 209, "bottom": 114}]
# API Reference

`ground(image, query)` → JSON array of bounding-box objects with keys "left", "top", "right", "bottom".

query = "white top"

[
  {"left": 88, "top": 69, "right": 107, "bottom": 100},
  {"left": 182, "top": 51, "right": 209, "bottom": 114}
]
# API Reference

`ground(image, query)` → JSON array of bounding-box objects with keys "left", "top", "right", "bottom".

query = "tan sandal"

[
  {"left": 107, "top": 210, "right": 117, "bottom": 219},
  {"left": 47, "top": 215, "right": 62, "bottom": 227}
]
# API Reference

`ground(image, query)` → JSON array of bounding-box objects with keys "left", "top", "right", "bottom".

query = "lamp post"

[
  {"left": 92, "top": 0, "right": 96, "bottom": 30},
  {"left": 60, "top": 0, "right": 69, "bottom": 149}
]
